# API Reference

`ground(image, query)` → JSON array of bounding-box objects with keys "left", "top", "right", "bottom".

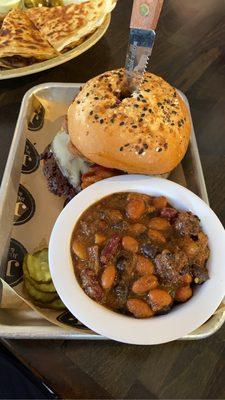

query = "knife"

[{"left": 125, "top": 0, "right": 164, "bottom": 93}]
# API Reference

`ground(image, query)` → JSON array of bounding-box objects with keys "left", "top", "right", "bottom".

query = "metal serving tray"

[{"left": 0, "top": 82, "right": 224, "bottom": 340}]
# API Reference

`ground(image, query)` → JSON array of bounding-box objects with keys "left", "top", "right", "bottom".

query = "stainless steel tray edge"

[{"left": 0, "top": 82, "right": 224, "bottom": 341}]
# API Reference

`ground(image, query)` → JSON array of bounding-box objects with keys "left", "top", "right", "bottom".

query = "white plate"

[{"left": 49, "top": 175, "right": 225, "bottom": 345}]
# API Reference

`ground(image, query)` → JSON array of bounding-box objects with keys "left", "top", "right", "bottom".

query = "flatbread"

[
  {"left": 0, "top": 9, "right": 57, "bottom": 68},
  {"left": 26, "top": 0, "right": 117, "bottom": 52}
]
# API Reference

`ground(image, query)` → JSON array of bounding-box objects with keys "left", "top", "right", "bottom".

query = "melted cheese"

[{"left": 51, "top": 131, "right": 90, "bottom": 188}]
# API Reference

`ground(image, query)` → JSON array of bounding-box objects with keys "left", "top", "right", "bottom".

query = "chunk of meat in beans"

[
  {"left": 80, "top": 268, "right": 103, "bottom": 302},
  {"left": 174, "top": 212, "right": 200, "bottom": 236},
  {"left": 155, "top": 249, "right": 189, "bottom": 285},
  {"left": 72, "top": 192, "right": 209, "bottom": 319}
]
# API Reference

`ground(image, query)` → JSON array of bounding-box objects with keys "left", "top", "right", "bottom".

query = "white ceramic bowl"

[{"left": 49, "top": 175, "right": 225, "bottom": 345}]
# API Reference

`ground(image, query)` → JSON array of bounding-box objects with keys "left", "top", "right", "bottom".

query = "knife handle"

[{"left": 130, "top": 0, "right": 164, "bottom": 31}]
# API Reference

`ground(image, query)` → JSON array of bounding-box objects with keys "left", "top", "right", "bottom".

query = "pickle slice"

[
  {"left": 24, "top": 279, "right": 58, "bottom": 303},
  {"left": 23, "top": 261, "right": 56, "bottom": 293},
  {"left": 26, "top": 249, "right": 52, "bottom": 283},
  {"left": 34, "top": 298, "right": 66, "bottom": 310}
]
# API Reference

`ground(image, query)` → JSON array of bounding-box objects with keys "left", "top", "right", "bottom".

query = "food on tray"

[
  {"left": 23, "top": 248, "right": 65, "bottom": 309},
  {"left": 0, "top": 0, "right": 116, "bottom": 69},
  {"left": 71, "top": 192, "right": 210, "bottom": 318},
  {"left": 0, "top": 9, "right": 57, "bottom": 68},
  {"left": 27, "top": 0, "right": 116, "bottom": 52},
  {"left": 41, "top": 69, "right": 191, "bottom": 199}
]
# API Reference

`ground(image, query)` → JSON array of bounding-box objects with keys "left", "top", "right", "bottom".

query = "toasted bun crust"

[{"left": 68, "top": 69, "right": 191, "bottom": 174}]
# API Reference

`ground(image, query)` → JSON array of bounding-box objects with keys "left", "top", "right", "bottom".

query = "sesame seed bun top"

[{"left": 67, "top": 69, "right": 191, "bottom": 174}]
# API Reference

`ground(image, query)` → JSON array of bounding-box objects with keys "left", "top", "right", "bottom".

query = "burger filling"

[
  {"left": 51, "top": 131, "right": 90, "bottom": 188},
  {"left": 41, "top": 131, "right": 122, "bottom": 200}
]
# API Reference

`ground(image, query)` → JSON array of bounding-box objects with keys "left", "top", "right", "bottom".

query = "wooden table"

[{"left": 1, "top": 0, "right": 225, "bottom": 398}]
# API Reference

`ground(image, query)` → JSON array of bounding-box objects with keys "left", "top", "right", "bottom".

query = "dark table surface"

[{"left": 1, "top": 0, "right": 225, "bottom": 398}]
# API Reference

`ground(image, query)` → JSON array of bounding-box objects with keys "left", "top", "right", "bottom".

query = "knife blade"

[{"left": 125, "top": 0, "right": 164, "bottom": 93}]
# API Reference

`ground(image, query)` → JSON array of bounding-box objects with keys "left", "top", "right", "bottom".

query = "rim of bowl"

[{"left": 49, "top": 175, "right": 225, "bottom": 345}]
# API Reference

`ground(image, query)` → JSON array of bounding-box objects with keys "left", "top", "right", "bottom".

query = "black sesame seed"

[
  {"left": 139, "top": 94, "right": 143, "bottom": 98},
  {"left": 139, "top": 118, "right": 143, "bottom": 122},
  {"left": 100, "top": 119, "right": 104, "bottom": 124},
  {"left": 124, "top": 143, "right": 129, "bottom": 147},
  {"left": 89, "top": 111, "right": 93, "bottom": 115},
  {"left": 95, "top": 115, "right": 99, "bottom": 120},
  {"left": 137, "top": 97, "right": 141, "bottom": 101},
  {"left": 77, "top": 100, "right": 80, "bottom": 104},
  {"left": 145, "top": 89, "right": 151, "bottom": 92},
  {"left": 119, "top": 121, "right": 125, "bottom": 126},
  {"left": 158, "top": 148, "right": 162, "bottom": 152},
  {"left": 132, "top": 125, "right": 137, "bottom": 128},
  {"left": 171, "top": 122, "right": 175, "bottom": 126},
  {"left": 134, "top": 104, "right": 139, "bottom": 108},
  {"left": 86, "top": 92, "right": 89, "bottom": 97},
  {"left": 143, "top": 106, "right": 147, "bottom": 111},
  {"left": 143, "top": 143, "right": 148, "bottom": 149},
  {"left": 138, "top": 148, "right": 144, "bottom": 155},
  {"left": 178, "top": 121, "right": 182, "bottom": 127},
  {"left": 157, "top": 102, "right": 162, "bottom": 106},
  {"left": 149, "top": 109, "right": 152, "bottom": 113},
  {"left": 94, "top": 96, "right": 99, "bottom": 100},
  {"left": 120, "top": 146, "right": 123, "bottom": 151},
  {"left": 173, "top": 92, "right": 177, "bottom": 97},
  {"left": 141, "top": 113, "right": 145, "bottom": 117},
  {"left": 142, "top": 99, "right": 147, "bottom": 103}
]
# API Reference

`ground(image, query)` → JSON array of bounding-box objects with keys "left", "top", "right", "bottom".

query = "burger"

[{"left": 41, "top": 68, "right": 191, "bottom": 200}]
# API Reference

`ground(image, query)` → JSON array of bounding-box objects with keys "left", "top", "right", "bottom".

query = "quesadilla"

[
  {"left": 26, "top": 0, "right": 117, "bottom": 53},
  {"left": 0, "top": 9, "right": 57, "bottom": 68}
]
